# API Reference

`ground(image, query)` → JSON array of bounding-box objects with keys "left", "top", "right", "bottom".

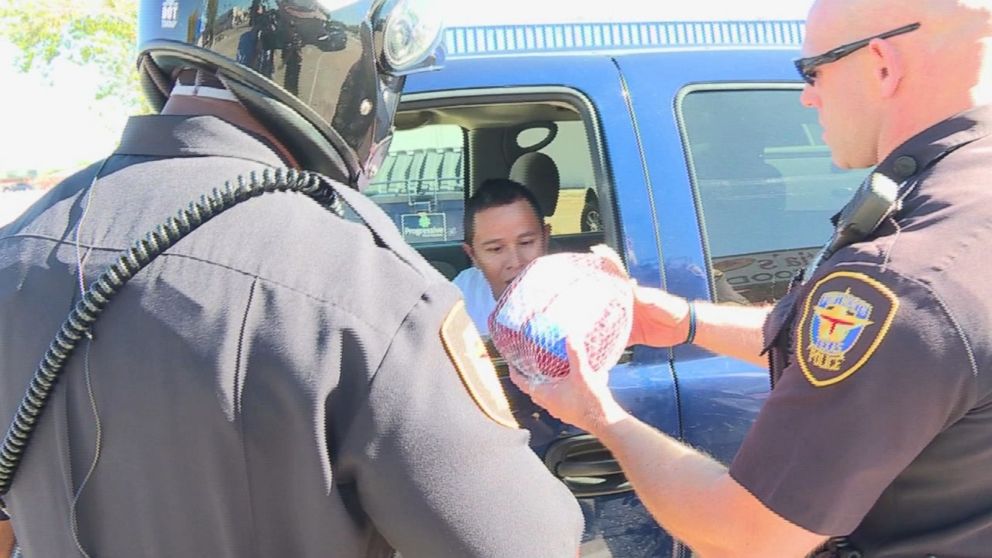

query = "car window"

[
  {"left": 365, "top": 124, "right": 466, "bottom": 245},
  {"left": 358, "top": 97, "right": 611, "bottom": 284},
  {"left": 680, "top": 88, "right": 870, "bottom": 304}
]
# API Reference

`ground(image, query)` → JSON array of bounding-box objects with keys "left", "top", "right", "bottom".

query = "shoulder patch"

[
  {"left": 796, "top": 271, "right": 899, "bottom": 387},
  {"left": 440, "top": 300, "right": 518, "bottom": 429}
]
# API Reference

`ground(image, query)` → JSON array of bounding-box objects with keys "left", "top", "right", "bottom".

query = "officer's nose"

[{"left": 800, "top": 85, "right": 820, "bottom": 109}]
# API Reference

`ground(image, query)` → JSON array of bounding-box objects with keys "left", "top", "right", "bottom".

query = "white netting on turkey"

[{"left": 488, "top": 246, "right": 633, "bottom": 384}]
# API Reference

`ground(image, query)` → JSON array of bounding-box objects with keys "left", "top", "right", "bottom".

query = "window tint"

[
  {"left": 365, "top": 124, "right": 465, "bottom": 245},
  {"left": 681, "top": 89, "right": 869, "bottom": 304}
]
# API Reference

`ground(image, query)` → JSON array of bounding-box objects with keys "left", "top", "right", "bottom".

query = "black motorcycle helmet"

[{"left": 137, "top": 0, "right": 445, "bottom": 186}]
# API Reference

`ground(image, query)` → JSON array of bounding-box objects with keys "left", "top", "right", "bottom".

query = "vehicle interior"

[{"left": 366, "top": 97, "right": 611, "bottom": 284}]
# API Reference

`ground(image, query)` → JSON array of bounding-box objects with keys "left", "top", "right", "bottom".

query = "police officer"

[
  {"left": 512, "top": 0, "right": 992, "bottom": 556},
  {"left": 0, "top": 0, "right": 583, "bottom": 556}
]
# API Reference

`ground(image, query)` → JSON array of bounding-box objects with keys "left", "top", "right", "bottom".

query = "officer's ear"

[{"left": 867, "top": 37, "right": 905, "bottom": 98}]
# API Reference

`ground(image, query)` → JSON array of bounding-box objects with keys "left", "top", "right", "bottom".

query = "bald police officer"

[
  {"left": 0, "top": 0, "right": 583, "bottom": 556},
  {"left": 512, "top": 0, "right": 992, "bottom": 556}
]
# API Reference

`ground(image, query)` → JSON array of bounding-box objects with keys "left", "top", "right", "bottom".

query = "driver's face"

[{"left": 466, "top": 199, "right": 549, "bottom": 298}]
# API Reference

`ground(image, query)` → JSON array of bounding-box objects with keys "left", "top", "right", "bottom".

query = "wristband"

[{"left": 683, "top": 300, "right": 697, "bottom": 345}]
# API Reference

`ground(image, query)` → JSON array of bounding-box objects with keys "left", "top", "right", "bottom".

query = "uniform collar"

[
  {"left": 114, "top": 114, "right": 287, "bottom": 168},
  {"left": 875, "top": 104, "right": 992, "bottom": 183}
]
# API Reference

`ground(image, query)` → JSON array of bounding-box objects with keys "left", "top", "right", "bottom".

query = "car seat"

[{"left": 510, "top": 152, "right": 560, "bottom": 218}]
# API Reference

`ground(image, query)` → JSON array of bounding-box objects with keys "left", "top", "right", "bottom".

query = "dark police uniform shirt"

[
  {"left": 729, "top": 105, "right": 992, "bottom": 556},
  {"left": 0, "top": 115, "right": 583, "bottom": 557}
]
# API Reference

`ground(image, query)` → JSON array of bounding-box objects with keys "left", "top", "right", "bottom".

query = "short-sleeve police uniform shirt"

[{"left": 730, "top": 105, "right": 992, "bottom": 556}]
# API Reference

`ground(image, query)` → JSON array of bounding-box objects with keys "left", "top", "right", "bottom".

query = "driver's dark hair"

[{"left": 463, "top": 178, "right": 545, "bottom": 244}]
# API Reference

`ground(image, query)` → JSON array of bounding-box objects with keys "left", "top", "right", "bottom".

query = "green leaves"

[{"left": 0, "top": 0, "right": 148, "bottom": 111}]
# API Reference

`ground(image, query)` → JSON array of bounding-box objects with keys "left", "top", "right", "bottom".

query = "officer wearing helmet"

[{"left": 0, "top": 0, "right": 583, "bottom": 556}]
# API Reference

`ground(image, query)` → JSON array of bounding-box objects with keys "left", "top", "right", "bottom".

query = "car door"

[{"left": 618, "top": 49, "right": 870, "bottom": 554}]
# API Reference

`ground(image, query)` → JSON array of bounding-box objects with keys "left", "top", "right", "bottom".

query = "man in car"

[{"left": 453, "top": 178, "right": 551, "bottom": 335}]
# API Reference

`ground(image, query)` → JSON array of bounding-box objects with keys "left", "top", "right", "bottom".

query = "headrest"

[{"left": 510, "top": 152, "right": 560, "bottom": 217}]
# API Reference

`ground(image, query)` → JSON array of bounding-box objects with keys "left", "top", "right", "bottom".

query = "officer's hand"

[
  {"left": 627, "top": 286, "right": 691, "bottom": 348},
  {"left": 586, "top": 244, "right": 688, "bottom": 348},
  {"left": 510, "top": 338, "right": 628, "bottom": 436}
]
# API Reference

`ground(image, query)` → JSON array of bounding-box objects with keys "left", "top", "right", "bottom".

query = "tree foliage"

[{"left": 0, "top": 0, "right": 147, "bottom": 112}]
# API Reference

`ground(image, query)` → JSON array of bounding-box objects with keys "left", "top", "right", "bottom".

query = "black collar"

[
  {"left": 114, "top": 115, "right": 286, "bottom": 168},
  {"left": 875, "top": 104, "right": 992, "bottom": 182}
]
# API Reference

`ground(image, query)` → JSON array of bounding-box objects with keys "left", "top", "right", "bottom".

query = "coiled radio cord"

[{"left": 0, "top": 167, "right": 341, "bottom": 497}]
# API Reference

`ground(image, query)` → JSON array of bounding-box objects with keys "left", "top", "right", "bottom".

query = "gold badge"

[
  {"left": 440, "top": 300, "right": 518, "bottom": 428},
  {"left": 796, "top": 271, "right": 899, "bottom": 387}
]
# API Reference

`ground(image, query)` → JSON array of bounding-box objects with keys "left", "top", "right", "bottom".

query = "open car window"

[{"left": 361, "top": 96, "right": 612, "bottom": 283}]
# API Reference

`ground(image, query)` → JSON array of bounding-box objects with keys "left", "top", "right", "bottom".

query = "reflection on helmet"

[{"left": 137, "top": 0, "right": 445, "bottom": 185}]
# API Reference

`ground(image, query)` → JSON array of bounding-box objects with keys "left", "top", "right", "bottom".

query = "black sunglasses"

[{"left": 794, "top": 22, "right": 921, "bottom": 85}]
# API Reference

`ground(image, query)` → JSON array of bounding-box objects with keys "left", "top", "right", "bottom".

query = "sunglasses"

[{"left": 794, "top": 22, "right": 921, "bottom": 85}]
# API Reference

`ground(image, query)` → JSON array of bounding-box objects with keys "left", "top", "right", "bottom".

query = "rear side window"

[
  {"left": 366, "top": 124, "right": 465, "bottom": 245},
  {"left": 680, "top": 88, "right": 869, "bottom": 304}
]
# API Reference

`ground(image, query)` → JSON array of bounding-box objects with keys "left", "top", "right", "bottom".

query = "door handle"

[
  {"left": 544, "top": 434, "right": 632, "bottom": 497},
  {"left": 556, "top": 458, "right": 624, "bottom": 478}
]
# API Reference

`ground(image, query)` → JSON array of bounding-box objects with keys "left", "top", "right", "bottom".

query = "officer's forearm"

[
  {"left": 692, "top": 301, "right": 771, "bottom": 367},
  {"left": 588, "top": 403, "right": 825, "bottom": 557}
]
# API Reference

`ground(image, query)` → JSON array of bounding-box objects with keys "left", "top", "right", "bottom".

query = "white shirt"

[{"left": 452, "top": 266, "right": 496, "bottom": 336}]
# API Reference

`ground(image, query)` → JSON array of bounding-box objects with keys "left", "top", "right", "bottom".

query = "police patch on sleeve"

[
  {"left": 796, "top": 271, "right": 899, "bottom": 387},
  {"left": 440, "top": 300, "right": 519, "bottom": 429}
]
